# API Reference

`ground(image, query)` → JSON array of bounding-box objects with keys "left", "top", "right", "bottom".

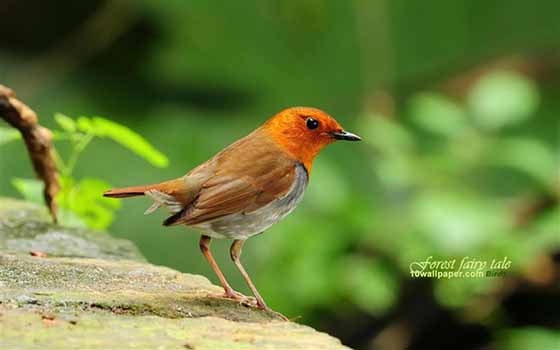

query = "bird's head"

[{"left": 262, "top": 107, "right": 361, "bottom": 173}]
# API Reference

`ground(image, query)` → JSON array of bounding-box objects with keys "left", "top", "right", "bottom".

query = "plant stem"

[
  {"left": 51, "top": 147, "right": 68, "bottom": 176},
  {"left": 66, "top": 133, "right": 94, "bottom": 176}
]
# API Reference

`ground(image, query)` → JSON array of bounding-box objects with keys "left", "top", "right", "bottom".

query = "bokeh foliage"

[
  {"left": 2, "top": 114, "right": 168, "bottom": 229},
  {"left": 0, "top": 1, "right": 558, "bottom": 349}
]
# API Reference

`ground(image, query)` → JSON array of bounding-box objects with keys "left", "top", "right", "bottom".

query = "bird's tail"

[
  {"left": 103, "top": 184, "right": 155, "bottom": 198},
  {"left": 103, "top": 179, "right": 188, "bottom": 215}
]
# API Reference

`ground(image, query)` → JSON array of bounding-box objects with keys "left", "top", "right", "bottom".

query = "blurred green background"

[{"left": 0, "top": 1, "right": 558, "bottom": 349}]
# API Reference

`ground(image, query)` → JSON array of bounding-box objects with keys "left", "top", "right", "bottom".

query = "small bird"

[{"left": 104, "top": 107, "right": 360, "bottom": 312}]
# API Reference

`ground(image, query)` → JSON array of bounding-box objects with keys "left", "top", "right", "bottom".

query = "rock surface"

[
  {"left": 0, "top": 198, "right": 350, "bottom": 350},
  {"left": 0, "top": 198, "right": 144, "bottom": 261}
]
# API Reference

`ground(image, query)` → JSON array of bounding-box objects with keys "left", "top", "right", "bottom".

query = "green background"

[{"left": 0, "top": 1, "right": 558, "bottom": 349}]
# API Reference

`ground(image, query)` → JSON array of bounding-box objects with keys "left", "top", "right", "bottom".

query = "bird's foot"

[
  {"left": 208, "top": 291, "right": 289, "bottom": 321},
  {"left": 254, "top": 300, "right": 289, "bottom": 321},
  {"left": 260, "top": 306, "right": 289, "bottom": 321},
  {"left": 208, "top": 288, "right": 248, "bottom": 302},
  {"left": 223, "top": 289, "right": 248, "bottom": 301}
]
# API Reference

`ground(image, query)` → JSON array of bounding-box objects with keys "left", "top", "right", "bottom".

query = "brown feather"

[
  {"left": 103, "top": 185, "right": 153, "bottom": 198},
  {"left": 106, "top": 107, "right": 351, "bottom": 228},
  {"left": 103, "top": 178, "right": 194, "bottom": 206},
  {"left": 163, "top": 130, "right": 297, "bottom": 226}
]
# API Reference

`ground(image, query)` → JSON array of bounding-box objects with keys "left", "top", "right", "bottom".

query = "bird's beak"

[{"left": 330, "top": 130, "right": 362, "bottom": 141}]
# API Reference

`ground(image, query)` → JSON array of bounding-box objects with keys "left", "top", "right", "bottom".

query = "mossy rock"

[
  {"left": 0, "top": 198, "right": 350, "bottom": 349},
  {"left": 0, "top": 197, "right": 144, "bottom": 261}
]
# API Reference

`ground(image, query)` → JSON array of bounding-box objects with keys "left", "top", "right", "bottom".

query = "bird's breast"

[{"left": 192, "top": 163, "right": 308, "bottom": 239}]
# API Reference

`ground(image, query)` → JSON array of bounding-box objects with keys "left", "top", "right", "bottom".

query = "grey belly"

[{"left": 191, "top": 163, "right": 308, "bottom": 239}]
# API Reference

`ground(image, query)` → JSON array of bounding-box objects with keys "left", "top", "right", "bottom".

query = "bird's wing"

[{"left": 163, "top": 132, "right": 300, "bottom": 226}]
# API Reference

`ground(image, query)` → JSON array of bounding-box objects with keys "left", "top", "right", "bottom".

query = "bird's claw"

[
  {"left": 208, "top": 289, "right": 248, "bottom": 302},
  {"left": 224, "top": 289, "right": 247, "bottom": 300},
  {"left": 206, "top": 292, "right": 289, "bottom": 320},
  {"left": 253, "top": 301, "right": 290, "bottom": 321},
  {"left": 261, "top": 306, "right": 289, "bottom": 321}
]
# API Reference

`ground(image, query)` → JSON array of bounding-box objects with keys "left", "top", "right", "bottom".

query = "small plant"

[{"left": 2, "top": 114, "right": 169, "bottom": 229}]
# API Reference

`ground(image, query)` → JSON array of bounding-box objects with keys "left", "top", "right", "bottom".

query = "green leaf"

[
  {"left": 0, "top": 126, "right": 21, "bottom": 145},
  {"left": 468, "top": 70, "right": 540, "bottom": 130},
  {"left": 489, "top": 137, "right": 557, "bottom": 187},
  {"left": 56, "top": 208, "right": 88, "bottom": 228},
  {"left": 409, "top": 92, "right": 467, "bottom": 136},
  {"left": 57, "top": 177, "right": 121, "bottom": 229},
  {"left": 12, "top": 178, "right": 44, "bottom": 204},
  {"left": 54, "top": 113, "right": 77, "bottom": 133},
  {"left": 76, "top": 116, "right": 95, "bottom": 133},
  {"left": 84, "top": 117, "right": 169, "bottom": 168}
]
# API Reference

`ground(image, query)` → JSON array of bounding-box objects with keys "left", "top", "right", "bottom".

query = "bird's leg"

[
  {"left": 229, "top": 239, "right": 269, "bottom": 310},
  {"left": 199, "top": 235, "right": 244, "bottom": 300}
]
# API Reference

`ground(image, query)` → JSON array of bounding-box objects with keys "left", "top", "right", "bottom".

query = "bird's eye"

[{"left": 306, "top": 117, "right": 319, "bottom": 130}]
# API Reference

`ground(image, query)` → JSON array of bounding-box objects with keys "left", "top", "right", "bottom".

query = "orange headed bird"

[{"left": 104, "top": 107, "right": 361, "bottom": 313}]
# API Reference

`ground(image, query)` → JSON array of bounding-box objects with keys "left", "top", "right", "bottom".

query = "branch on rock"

[{"left": 0, "top": 84, "right": 59, "bottom": 222}]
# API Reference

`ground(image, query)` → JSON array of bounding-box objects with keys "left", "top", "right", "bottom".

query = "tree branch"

[{"left": 0, "top": 84, "right": 59, "bottom": 222}]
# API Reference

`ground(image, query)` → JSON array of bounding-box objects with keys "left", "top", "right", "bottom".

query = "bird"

[{"left": 103, "top": 106, "right": 361, "bottom": 313}]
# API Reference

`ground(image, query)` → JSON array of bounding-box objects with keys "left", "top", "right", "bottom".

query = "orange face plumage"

[{"left": 262, "top": 107, "right": 361, "bottom": 173}]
